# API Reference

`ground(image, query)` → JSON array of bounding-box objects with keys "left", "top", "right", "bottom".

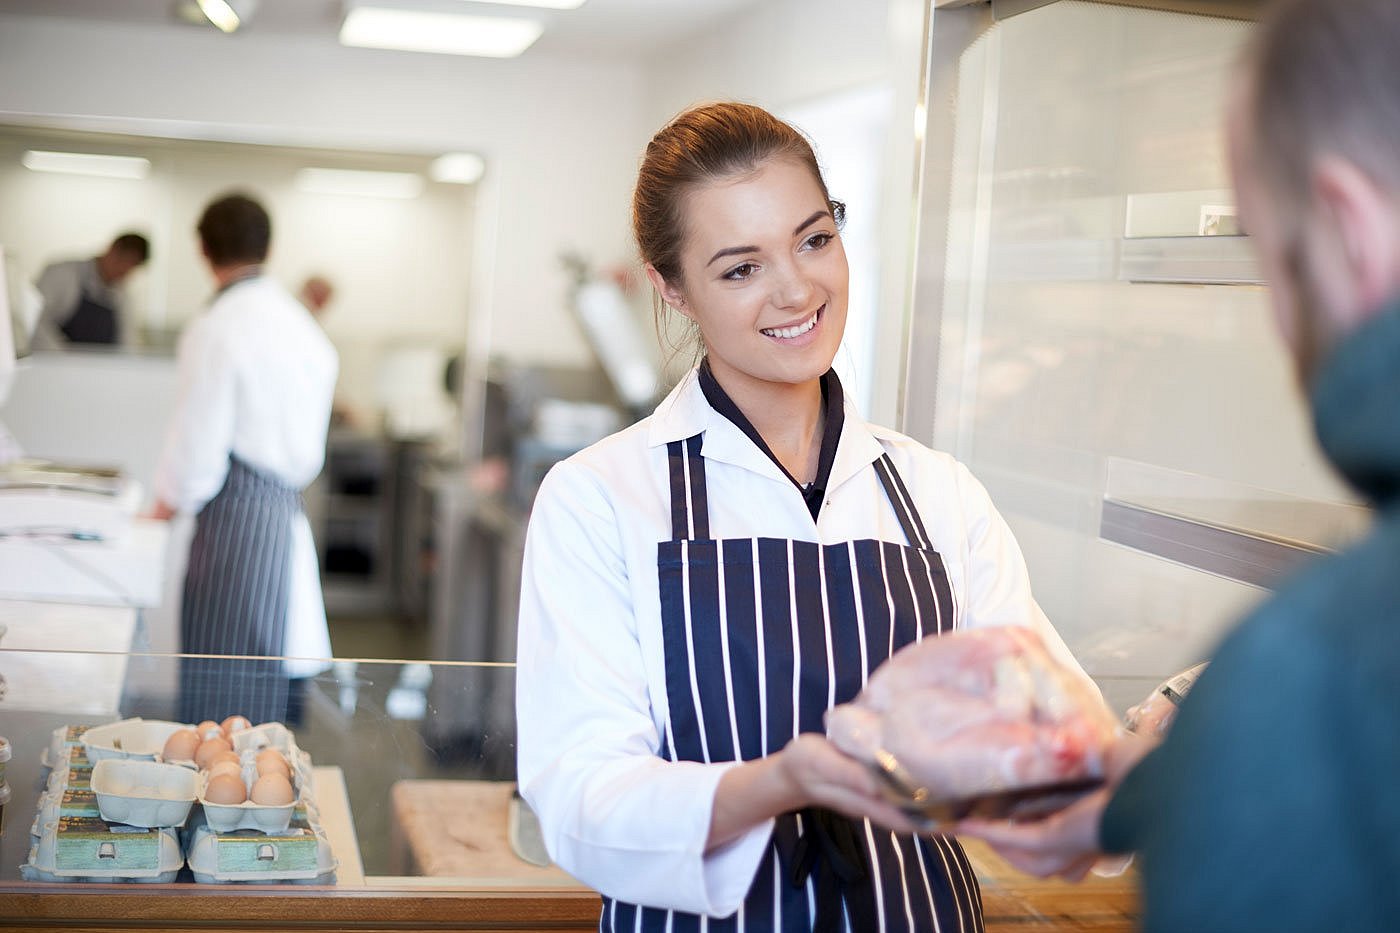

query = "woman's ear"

[{"left": 645, "top": 264, "right": 690, "bottom": 318}]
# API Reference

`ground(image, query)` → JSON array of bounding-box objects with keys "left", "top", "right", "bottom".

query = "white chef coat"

[
  {"left": 516, "top": 368, "right": 1091, "bottom": 917},
  {"left": 153, "top": 276, "right": 338, "bottom": 677},
  {"left": 31, "top": 257, "right": 131, "bottom": 350}
]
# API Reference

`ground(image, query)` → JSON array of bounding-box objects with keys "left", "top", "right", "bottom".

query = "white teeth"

[{"left": 762, "top": 310, "right": 819, "bottom": 339}]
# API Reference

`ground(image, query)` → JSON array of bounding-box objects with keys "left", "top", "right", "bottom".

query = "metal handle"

[
  {"left": 256, "top": 844, "right": 277, "bottom": 862},
  {"left": 97, "top": 842, "right": 116, "bottom": 859}
]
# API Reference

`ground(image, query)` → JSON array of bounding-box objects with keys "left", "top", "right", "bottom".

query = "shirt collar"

[{"left": 646, "top": 365, "right": 887, "bottom": 494}]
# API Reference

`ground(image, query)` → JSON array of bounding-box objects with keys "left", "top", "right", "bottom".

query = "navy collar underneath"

[{"left": 697, "top": 359, "right": 845, "bottom": 521}]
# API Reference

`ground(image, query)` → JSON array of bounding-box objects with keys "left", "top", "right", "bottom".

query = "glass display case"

[
  {"left": 0, "top": 634, "right": 1167, "bottom": 931},
  {"left": 0, "top": 646, "right": 599, "bottom": 930}
]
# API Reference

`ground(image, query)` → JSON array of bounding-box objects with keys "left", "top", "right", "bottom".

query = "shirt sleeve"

[
  {"left": 949, "top": 460, "right": 1091, "bottom": 683},
  {"left": 516, "top": 459, "right": 771, "bottom": 916},
  {"left": 30, "top": 262, "right": 76, "bottom": 350},
  {"left": 1099, "top": 601, "right": 1400, "bottom": 932},
  {"left": 152, "top": 319, "right": 237, "bottom": 512}
]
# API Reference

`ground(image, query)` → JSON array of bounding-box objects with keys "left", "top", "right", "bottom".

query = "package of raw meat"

[
  {"left": 825, "top": 626, "right": 1118, "bottom": 824},
  {"left": 1124, "top": 662, "right": 1208, "bottom": 738}
]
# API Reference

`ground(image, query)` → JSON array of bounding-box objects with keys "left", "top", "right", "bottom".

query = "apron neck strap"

[
  {"left": 873, "top": 454, "right": 931, "bottom": 550},
  {"left": 666, "top": 434, "right": 710, "bottom": 541}
]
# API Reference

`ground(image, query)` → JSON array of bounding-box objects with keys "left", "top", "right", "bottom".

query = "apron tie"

[{"left": 779, "top": 807, "right": 874, "bottom": 932}]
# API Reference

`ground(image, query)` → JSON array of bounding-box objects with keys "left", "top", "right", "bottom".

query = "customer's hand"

[
  {"left": 952, "top": 731, "right": 1156, "bottom": 880},
  {"left": 954, "top": 786, "right": 1110, "bottom": 881}
]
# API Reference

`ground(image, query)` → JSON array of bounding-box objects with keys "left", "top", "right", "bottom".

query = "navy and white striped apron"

[
  {"left": 178, "top": 455, "right": 299, "bottom": 726},
  {"left": 600, "top": 435, "right": 984, "bottom": 932}
]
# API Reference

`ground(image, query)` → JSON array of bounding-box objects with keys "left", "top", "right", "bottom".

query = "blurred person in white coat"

[{"left": 150, "top": 193, "right": 337, "bottom": 725}]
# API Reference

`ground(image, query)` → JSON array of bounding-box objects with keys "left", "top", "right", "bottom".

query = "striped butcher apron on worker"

[
  {"left": 178, "top": 456, "right": 298, "bottom": 726},
  {"left": 599, "top": 435, "right": 984, "bottom": 932}
]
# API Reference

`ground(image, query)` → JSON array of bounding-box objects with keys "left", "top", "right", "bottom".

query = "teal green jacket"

[{"left": 1100, "top": 304, "right": 1400, "bottom": 932}]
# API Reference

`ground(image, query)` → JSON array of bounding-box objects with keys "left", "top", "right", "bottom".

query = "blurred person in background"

[
  {"left": 150, "top": 193, "right": 337, "bottom": 726},
  {"left": 30, "top": 232, "right": 149, "bottom": 349},
  {"left": 956, "top": 1, "right": 1400, "bottom": 930},
  {"left": 299, "top": 274, "right": 334, "bottom": 320}
]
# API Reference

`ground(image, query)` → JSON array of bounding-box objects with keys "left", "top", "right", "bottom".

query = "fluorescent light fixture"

[
  {"left": 22, "top": 150, "right": 151, "bottom": 180},
  {"left": 460, "top": 0, "right": 586, "bottom": 8},
  {"left": 197, "top": 0, "right": 242, "bottom": 32},
  {"left": 430, "top": 152, "right": 486, "bottom": 185},
  {"left": 339, "top": 8, "right": 544, "bottom": 57},
  {"left": 295, "top": 167, "right": 424, "bottom": 199}
]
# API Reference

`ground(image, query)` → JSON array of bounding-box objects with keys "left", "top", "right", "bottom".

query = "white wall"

[
  {"left": 0, "top": 12, "right": 650, "bottom": 369},
  {"left": 641, "top": 0, "right": 926, "bottom": 425}
]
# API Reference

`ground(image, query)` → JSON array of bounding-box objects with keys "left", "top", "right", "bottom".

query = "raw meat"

[{"left": 825, "top": 626, "right": 1117, "bottom": 813}]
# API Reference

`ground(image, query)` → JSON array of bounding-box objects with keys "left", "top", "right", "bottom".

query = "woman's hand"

[
  {"left": 707, "top": 734, "right": 922, "bottom": 853},
  {"left": 775, "top": 734, "right": 924, "bottom": 834}
]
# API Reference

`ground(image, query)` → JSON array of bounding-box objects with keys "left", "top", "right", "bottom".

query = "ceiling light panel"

[
  {"left": 459, "top": 0, "right": 587, "bottom": 8},
  {"left": 22, "top": 150, "right": 151, "bottom": 180},
  {"left": 339, "top": 8, "right": 544, "bottom": 58},
  {"left": 296, "top": 168, "right": 424, "bottom": 199},
  {"left": 430, "top": 153, "right": 486, "bottom": 184}
]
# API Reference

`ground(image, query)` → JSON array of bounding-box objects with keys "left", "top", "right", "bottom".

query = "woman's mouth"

[{"left": 761, "top": 306, "right": 823, "bottom": 340}]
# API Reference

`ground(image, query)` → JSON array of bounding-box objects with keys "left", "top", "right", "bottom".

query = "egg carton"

[
  {"left": 45, "top": 759, "right": 94, "bottom": 797},
  {"left": 41, "top": 724, "right": 94, "bottom": 771},
  {"left": 83, "top": 719, "right": 191, "bottom": 763},
  {"left": 20, "top": 818, "right": 183, "bottom": 883},
  {"left": 185, "top": 818, "right": 336, "bottom": 884},
  {"left": 197, "top": 777, "right": 316, "bottom": 835},
  {"left": 91, "top": 760, "right": 202, "bottom": 829},
  {"left": 229, "top": 723, "right": 312, "bottom": 780},
  {"left": 35, "top": 786, "right": 103, "bottom": 826}
]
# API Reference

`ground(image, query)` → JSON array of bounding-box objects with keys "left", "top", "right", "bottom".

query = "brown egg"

[
  {"left": 255, "top": 749, "right": 290, "bottom": 778},
  {"left": 249, "top": 773, "right": 295, "bottom": 807},
  {"left": 207, "top": 759, "right": 243, "bottom": 782},
  {"left": 209, "top": 750, "right": 241, "bottom": 769},
  {"left": 195, "top": 720, "right": 222, "bottom": 741},
  {"left": 204, "top": 773, "right": 248, "bottom": 805},
  {"left": 161, "top": 729, "right": 200, "bottom": 762},
  {"left": 193, "top": 736, "right": 234, "bottom": 770},
  {"left": 221, "top": 715, "right": 252, "bottom": 736}
]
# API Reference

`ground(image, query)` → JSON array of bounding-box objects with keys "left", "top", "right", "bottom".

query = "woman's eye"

[
  {"left": 722, "top": 262, "right": 758, "bottom": 281},
  {"left": 803, "top": 232, "right": 833, "bottom": 251}
]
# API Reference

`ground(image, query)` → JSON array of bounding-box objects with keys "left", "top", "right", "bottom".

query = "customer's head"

[
  {"left": 96, "top": 232, "right": 150, "bottom": 285},
  {"left": 632, "top": 101, "right": 848, "bottom": 385},
  {"left": 1231, "top": 0, "right": 1400, "bottom": 383},
  {"left": 197, "top": 193, "right": 271, "bottom": 268}
]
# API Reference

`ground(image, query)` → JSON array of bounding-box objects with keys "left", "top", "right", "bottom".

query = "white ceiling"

[{"left": 0, "top": 0, "right": 762, "bottom": 58}]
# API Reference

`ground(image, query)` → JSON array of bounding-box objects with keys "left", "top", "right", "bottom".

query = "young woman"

[{"left": 516, "top": 102, "right": 1089, "bottom": 932}]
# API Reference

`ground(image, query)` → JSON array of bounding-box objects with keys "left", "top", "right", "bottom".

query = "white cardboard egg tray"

[
  {"left": 198, "top": 723, "right": 316, "bottom": 835},
  {"left": 21, "top": 820, "right": 184, "bottom": 884},
  {"left": 184, "top": 817, "right": 338, "bottom": 884},
  {"left": 90, "top": 760, "right": 202, "bottom": 829},
  {"left": 82, "top": 719, "right": 189, "bottom": 763}
]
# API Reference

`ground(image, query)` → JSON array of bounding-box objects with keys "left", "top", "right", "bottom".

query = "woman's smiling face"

[{"left": 649, "top": 157, "right": 849, "bottom": 397}]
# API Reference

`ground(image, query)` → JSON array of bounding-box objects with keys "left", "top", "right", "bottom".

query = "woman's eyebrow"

[
  {"left": 706, "top": 210, "right": 834, "bottom": 267},
  {"left": 793, "top": 209, "right": 829, "bottom": 236}
]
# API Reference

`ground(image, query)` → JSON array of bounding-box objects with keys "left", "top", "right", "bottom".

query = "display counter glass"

[
  {"left": 0, "top": 643, "right": 1159, "bottom": 931},
  {"left": 0, "top": 646, "right": 598, "bottom": 929}
]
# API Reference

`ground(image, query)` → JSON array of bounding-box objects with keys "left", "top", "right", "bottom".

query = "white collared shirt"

[
  {"left": 154, "top": 276, "right": 338, "bottom": 674},
  {"left": 516, "top": 369, "right": 1087, "bottom": 916}
]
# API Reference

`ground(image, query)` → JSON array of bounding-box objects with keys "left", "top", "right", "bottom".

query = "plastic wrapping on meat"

[
  {"left": 1125, "top": 662, "right": 1209, "bottom": 738},
  {"left": 825, "top": 627, "right": 1118, "bottom": 808}
]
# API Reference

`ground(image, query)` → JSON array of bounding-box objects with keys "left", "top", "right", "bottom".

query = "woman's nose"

[{"left": 772, "top": 262, "right": 815, "bottom": 309}]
